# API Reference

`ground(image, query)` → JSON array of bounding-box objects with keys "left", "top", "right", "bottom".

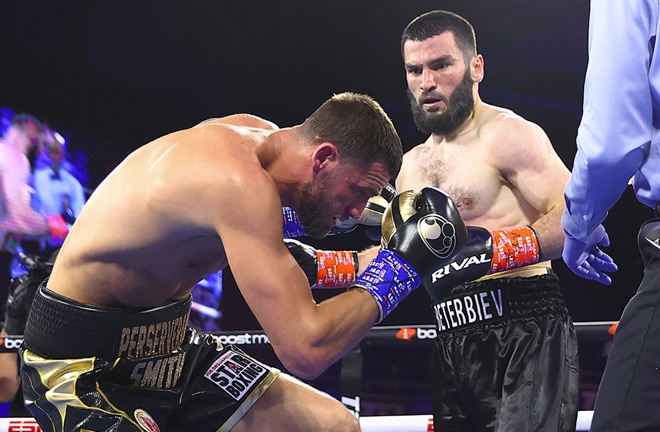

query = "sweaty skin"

[
  {"left": 47, "top": 114, "right": 390, "bottom": 379},
  {"left": 398, "top": 33, "right": 570, "bottom": 269}
]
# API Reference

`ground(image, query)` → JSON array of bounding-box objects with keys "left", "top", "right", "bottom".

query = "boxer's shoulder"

[
  {"left": 193, "top": 114, "right": 279, "bottom": 131},
  {"left": 480, "top": 105, "right": 545, "bottom": 147}
]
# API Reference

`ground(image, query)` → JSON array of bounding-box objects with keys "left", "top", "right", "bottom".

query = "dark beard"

[
  {"left": 408, "top": 71, "right": 474, "bottom": 136},
  {"left": 298, "top": 174, "right": 335, "bottom": 239}
]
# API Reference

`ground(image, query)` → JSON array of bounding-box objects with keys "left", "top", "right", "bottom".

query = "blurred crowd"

[
  {"left": 0, "top": 108, "right": 89, "bottom": 305},
  {"left": 0, "top": 107, "right": 224, "bottom": 417},
  {"left": 0, "top": 108, "right": 91, "bottom": 416},
  {"left": 0, "top": 107, "right": 223, "bottom": 332}
]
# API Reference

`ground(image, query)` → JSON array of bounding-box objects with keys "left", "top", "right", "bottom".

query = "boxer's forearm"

[
  {"left": 0, "top": 331, "right": 20, "bottom": 403},
  {"left": 530, "top": 202, "right": 566, "bottom": 262},
  {"left": 271, "top": 289, "right": 379, "bottom": 380}
]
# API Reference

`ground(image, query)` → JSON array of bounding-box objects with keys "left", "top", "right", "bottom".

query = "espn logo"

[
  {"left": 6, "top": 419, "right": 41, "bottom": 432},
  {"left": 0, "top": 335, "right": 23, "bottom": 352}
]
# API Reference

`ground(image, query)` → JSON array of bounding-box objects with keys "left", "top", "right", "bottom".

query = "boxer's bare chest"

[{"left": 399, "top": 142, "right": 503, "bottom": 223}]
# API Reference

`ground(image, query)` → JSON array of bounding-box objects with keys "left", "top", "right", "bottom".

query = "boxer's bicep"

[
  {"left": 488, "top": 119, "right": 567, "bottom": 212},
  {"left": 213, "top": 174, "right": 317, "bottom": 344},
  {"left": 489, "top": 119, "right": 570, "bottom": 259}
]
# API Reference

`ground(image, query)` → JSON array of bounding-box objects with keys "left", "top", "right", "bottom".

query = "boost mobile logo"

[
  {"left": 417, "top": 214, "right": 457, "bottom": 259},
  {"left": 212, "top": 333, "right": 270, "bottom": 345}
]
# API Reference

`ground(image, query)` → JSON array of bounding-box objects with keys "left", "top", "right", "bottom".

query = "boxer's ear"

[
  {"left": 471, "top": 54, "right": 484, "bottom": 83},
  {"left": 312, "top": 142, "right": 337, "bottom": 172}
]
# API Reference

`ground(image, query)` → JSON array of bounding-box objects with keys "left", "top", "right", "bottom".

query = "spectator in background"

[
  {"left": 0, "top": 113, "right": 49, "bottom": 415},
  {"left": 0, "top": 114, "right": 49, "bottom": 318},
  {"left": 1, "top": 116, "right": 86, "bottom": 417},
  {"left": 27, "top": 128, "right": 87, "bottom": 257}
]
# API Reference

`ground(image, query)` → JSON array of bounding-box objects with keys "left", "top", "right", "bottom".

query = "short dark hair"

[
  {"left": 302, "top": 92, "right": 402, "bottom": 179},
  {"left": 401, "top": 10, "right": 477, "bottom": 64}
]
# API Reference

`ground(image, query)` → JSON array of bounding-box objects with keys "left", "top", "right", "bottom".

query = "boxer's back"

[{"left": 47, "top": 119, "right": 274, "bottom": 308}]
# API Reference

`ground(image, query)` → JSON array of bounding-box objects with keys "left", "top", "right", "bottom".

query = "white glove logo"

[{"left": 417, "top": 214, "right": 457, "bottom": 259}]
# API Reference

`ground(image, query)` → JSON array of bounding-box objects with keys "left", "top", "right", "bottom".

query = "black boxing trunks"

[
  {"left": 589, "top": 217, "right": 660, "bottom": 431},
  {"left": 20, "top": 285, "right": 279, "bottom": 432},
  {"left": 430, "top": 273, "right": 579, "bottom": 432}
]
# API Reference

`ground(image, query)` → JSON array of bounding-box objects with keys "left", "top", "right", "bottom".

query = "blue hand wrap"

[
  {"left": 283, "top": 207, "right": 306, "bottom": 238},
  {"left": 354, "top": 249, "right": 421, "bottom": 323}
]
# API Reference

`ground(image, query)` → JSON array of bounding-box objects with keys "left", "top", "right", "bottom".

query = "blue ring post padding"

[{"left": 354, "top": 249, "right": 421, "bottom": 323}]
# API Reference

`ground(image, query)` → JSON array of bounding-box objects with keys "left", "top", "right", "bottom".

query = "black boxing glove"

[
  {"left": 352, "top": 188, "right": 468, "bottom": 322},
  {"left": 423, "top": 226, "right": 540, "bottom": 302},
  {"left": 2, "top": 253, "right": 54, "bottom": 335},
  {"left": 285, "top": 239, "right": 358, "bottom": 288}
]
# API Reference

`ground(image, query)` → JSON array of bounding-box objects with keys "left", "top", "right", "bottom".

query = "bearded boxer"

[
  {"left": 282, "top": 184, "right": 396, "bottom": 289},
  {"left": 397, "top": 11, "right": 579, "bottom": 431},
  {"left": 19, "top": 92, "right": 468, "bottom": 432}
]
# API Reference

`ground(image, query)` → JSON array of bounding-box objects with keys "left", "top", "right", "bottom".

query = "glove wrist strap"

[
  {"left": 282, "top": 207, "right": 306, "bottom": 238},
  {"left": 488, "top": 226, "right": 540, "bottom": 274},
  {"left": 352, "top": 249, "right": 421, "bottom": 323},
  {"left": 314, "top": 250, "right": 358, "bottom": 288}
]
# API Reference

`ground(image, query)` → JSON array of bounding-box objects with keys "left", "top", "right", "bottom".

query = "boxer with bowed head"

[
  {"left": 397, "top": 10, "right": 579, "bottom": 431},
  {"left": 20, "top": 92, "right": 467, "bottom": 432}
]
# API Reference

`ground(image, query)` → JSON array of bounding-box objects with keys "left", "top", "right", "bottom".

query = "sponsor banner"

[
  {"left": 0, "top": 336, "right": 23, "bottom": 353},
  {"left": 204, "top": 350, "right": 268, "bottom": 400},
  {"left": 395, "top": 327, "right": 438, "bottom": 342},
  {"left": 0, "top": 418, "right": 42, "bottom": 432},
  {"left": 30, "top": 322, "right": 605, "bottom": 355},
  {"left": 212, "top": 333, "right": 270, "bottom": 346}
]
